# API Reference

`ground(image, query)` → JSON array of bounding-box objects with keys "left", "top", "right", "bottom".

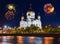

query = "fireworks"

[
  {"left": 5, "top": 11, "right": 15, "bottom": 20},
  {"left": 7, "top": 4, "right": 16, "bottom": 11},
  {"left": 44, "top": 3, "right": 55, "bottom": 14},
  {"left": 5, "top": 4, "right": 16, "bottom": 20}
]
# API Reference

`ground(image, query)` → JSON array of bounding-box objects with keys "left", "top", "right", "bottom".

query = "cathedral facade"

[{"left": 20, "top": 5, "right": 42, "bottom": 29}]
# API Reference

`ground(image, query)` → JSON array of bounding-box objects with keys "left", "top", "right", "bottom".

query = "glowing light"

[
  {"left": 58, "top": 26, "right": 60, "bottom": 28},
  {"left": 5, "top": 4, "right": 16, "bottom": 20},
  {"left": 49, "top": 7, "right": 54, "bottom": 13},
  {"left": 0, "top": 27, "right": 2, "bottom": 29},
  {"left": 28, "top": 36, "right": 35, "bottom": 43},
  {"left": 4, "top": 25, "right": 7, "bottom": 28},
  {"left": 7, "top": 4, "right": 13, "bottom": 10},
  {"left": 17, "top": 36, "right": 23, "bottom": 44},
  {"left": 21, "top": 16, "right": 24, "bottom": 20},
  {"left": 38, "top": 16, "right": 41, "bottom": 19},
  {"left": 44, "top": 3, "right": 55, "bottom": 14},
  {"left": 44, "top": 37, "right": 54, "bottom": 44},
  {"left": 45, "top": 25, "right": 48, "bottom": 28},
  {"left": 48, "top": 24, "right": 51, "bottom": 27},
  {"left": 8, "top": 26, "right": 12, "bottom": 29},
  {"left": 8, "top": 5, "right": 13, "bottom": 10},
  {"left": 7, "top": 4, "right": 16, "bottom": 11}
]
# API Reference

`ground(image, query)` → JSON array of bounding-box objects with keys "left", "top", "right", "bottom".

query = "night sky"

[{"left": 0, "top": 0, "right": 60, "bottom": 27}]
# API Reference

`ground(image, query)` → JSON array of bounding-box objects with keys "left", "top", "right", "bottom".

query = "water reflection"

[
  {"left": 44, "top": 37, "right": 54, "bottom": 44},
  {"left": 58, "top": 38, "right": 60, "bottom": 44},
  {"left": 0, "top": 36, "right": 59, "bottom": 44},
  {"left": 35, "top": 37, "right": 43, "bottom": 44},
  {"left": 17, "top": 36, "right": 23, "bottom": 44},
  {"left": 28, "top": 36, "right": 35, "bottom": 44}
]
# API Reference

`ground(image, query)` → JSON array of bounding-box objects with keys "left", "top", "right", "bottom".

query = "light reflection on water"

[{"left": 0, "top": 36, "right": 59, "bottom": 44}]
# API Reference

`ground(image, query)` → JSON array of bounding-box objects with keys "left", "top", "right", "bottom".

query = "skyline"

[{"left": 0, "top": 0, "right": 60, "bottom": 27}]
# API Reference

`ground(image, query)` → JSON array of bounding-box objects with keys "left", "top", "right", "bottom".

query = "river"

[{"left": 0, "top": 36, "right": 59, "bottom": 44}]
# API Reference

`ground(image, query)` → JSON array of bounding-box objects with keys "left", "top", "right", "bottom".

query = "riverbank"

[{"left": 0, "top": 33, "right": 60, "bottom": 37}]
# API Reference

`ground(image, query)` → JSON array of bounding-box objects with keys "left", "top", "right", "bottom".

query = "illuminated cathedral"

[{"left": 19, "top": 5, "right": 42, "bottom": 29}]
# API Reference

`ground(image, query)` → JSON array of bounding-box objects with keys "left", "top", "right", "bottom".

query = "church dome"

[
  {"left": 27, "top": 7, "right": 34, "bottom": 12},
  {"left": 27, "top": 4, "right": 34, "bottom": 12},
  {"left": 26, "top": 4, "right": 35, "bottom": 19}
]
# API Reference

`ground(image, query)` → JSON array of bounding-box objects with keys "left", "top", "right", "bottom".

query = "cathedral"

[{"left": 19, "top": 5, "right": 42, "bottom": 29}]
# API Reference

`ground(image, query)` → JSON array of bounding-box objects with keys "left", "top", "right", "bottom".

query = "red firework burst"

[
  {"left": 5, "top": 11, "right": 15, "bottom": 20},
  {"left": 44, "top": 3, "right": 54, "bottom": 14}
]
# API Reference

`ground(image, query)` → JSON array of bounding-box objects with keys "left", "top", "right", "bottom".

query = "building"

[{"left": 20, "top": 4, "right": 42, "bottom": 29}]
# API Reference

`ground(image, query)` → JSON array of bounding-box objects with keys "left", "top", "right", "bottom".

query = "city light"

[
  {"left": 58, "top": 26, "right": 60, "bottom": 28},
  {"left": 4, "top": 25, "right": 7, "bottom": 28},
  {"left": 8, "top": 26, "right": 12, "bottom": 29}
]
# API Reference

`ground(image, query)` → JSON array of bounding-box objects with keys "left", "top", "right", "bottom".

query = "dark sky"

[{"left": 0, "top": 0, "right": 60, "bottom": 27}]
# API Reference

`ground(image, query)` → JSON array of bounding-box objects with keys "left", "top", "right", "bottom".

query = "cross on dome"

[{"left": 27, "top": 4, "right": 34, "bottom": 12}]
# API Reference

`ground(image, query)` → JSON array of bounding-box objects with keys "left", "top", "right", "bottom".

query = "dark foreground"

[{"left": 0, "top": 34, "right": 60, "bottom": 37}]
